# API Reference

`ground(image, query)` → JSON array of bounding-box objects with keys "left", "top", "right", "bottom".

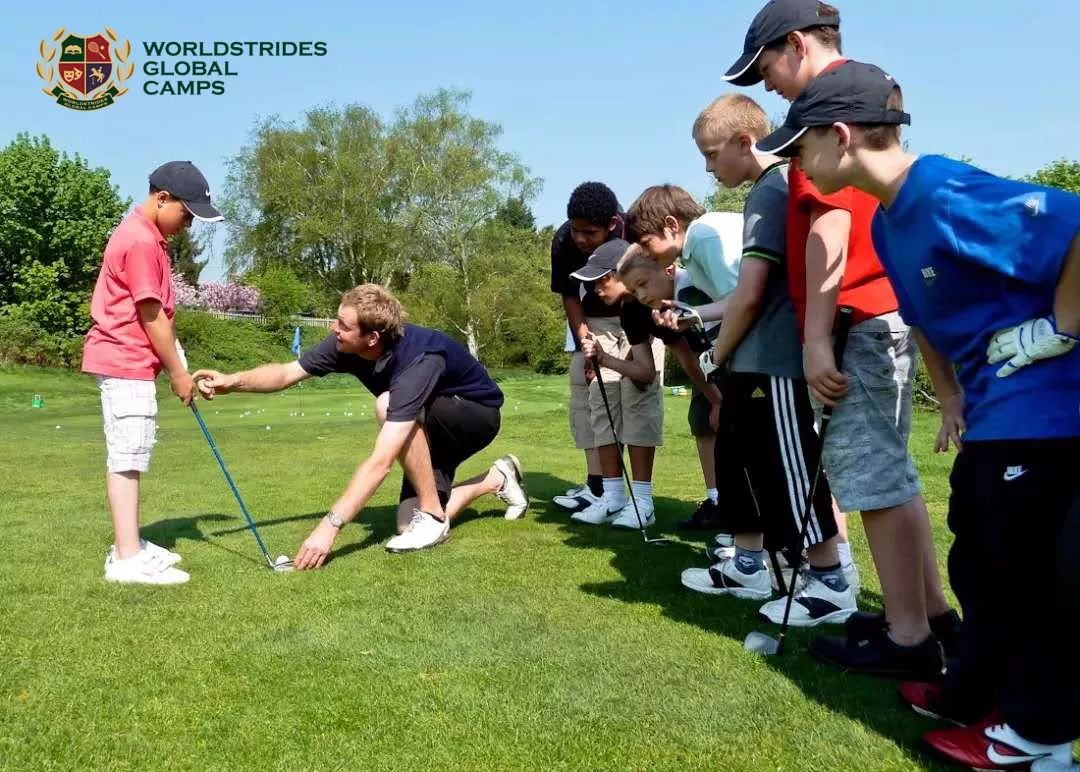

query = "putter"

[
  {"left": 190, "top": 402, "right": 294, "bottom": 572},
  {"left": 745, "top": 306, "right": 855, "bottom": 656},
  {"left": 590, "top": 353, "right": 672, "bottom": 546}
]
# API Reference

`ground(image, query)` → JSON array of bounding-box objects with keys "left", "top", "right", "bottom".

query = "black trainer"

[
  {"left": 844, "top": 608, "right": 962, "bottom": 660},
  {"left": 677, "top": 498, "right": 723, "bottom": 531},
  {"left": 809, "top": 626, "right": 946, "bottom": 679}
]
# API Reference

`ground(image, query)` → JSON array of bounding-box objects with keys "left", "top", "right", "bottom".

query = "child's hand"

[
  {"left": 803, "top": 337, "right": 848, "bottom": 406},
  {"left": 581, "top": 334, "right": 600, "bottom": 362},
  {"left": 935, "top": 391, "right": 966, "bottom": 453},
  {"left": 987, "top": 316, "right": 1078, "bottom": 377},
  {"left": 170, "top": 371, "right": 196, "bottom": 406}
]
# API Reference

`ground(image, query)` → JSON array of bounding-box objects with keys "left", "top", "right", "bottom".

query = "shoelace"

[{"left": 404, "top": 511, "right": 428, "bottom": 531}]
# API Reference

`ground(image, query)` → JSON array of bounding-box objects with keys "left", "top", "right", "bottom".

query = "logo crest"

[{"left": 37, "top": 26, "right": 133, "bottom": 110}]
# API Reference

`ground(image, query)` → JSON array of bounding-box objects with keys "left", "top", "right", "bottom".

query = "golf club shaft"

[
  {"left": 190, "top": 403, "right": 274, "bottom": 567},
  {"left": 775, "top": 306, "right": 855, "bottom": 655},
  {"left": 591, "top": 355, "right": 655, "bottom": 541}
]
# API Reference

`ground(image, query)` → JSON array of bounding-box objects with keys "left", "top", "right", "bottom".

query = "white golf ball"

[
  {"left": 55, "top": 425, "right": 61, "bottom": 429},
  {"left": 266, "top": 425, "right": 271, "bottom": 430}
]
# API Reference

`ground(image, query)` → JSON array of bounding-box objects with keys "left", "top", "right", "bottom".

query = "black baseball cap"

[
  {"left": 723, "top": 0, "right": 841, "bottom": 87},
  {"left": 570, "top": 239, "right": 630, "bottom": 282},
  {"left": 756, "top": 61, "right": 910, "bottom": 157},
  {"left": 148, "top": 161, "right": 223, "bottom": 222}
]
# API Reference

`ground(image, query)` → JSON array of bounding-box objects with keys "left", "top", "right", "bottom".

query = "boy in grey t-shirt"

[{"left": 678, "top": 94, "right": 858, "bottom": 627}]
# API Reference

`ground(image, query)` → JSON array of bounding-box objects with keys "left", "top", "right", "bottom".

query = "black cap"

[
  {"left": 723, "top": 0, "right": 841, "bottom": 87},
  {"left": 148, "top": 161, "right": 223, "bottom": 222},
  {"left": 756, "top": 61, "right": 910, "bottom": 157},
  {"left": 570, "top": 239, "right": 629, "bottom": 282}
]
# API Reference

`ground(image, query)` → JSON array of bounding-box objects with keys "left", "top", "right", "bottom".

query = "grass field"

[{"left": 0, "top": 365, "right": 968, "bottom": 770}]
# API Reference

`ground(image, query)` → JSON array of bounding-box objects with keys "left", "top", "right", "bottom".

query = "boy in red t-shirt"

[
  {"left": 724, "top": 0, "right": 956, "bottom": 677},
  {"left": 82, "top": 161, "right": 223, "bottom": 585}
]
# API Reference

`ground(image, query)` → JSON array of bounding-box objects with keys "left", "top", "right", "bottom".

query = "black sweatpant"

[
  {"left": 714, "top": 372, "right": 838, "bottom": 554},
  {"left": 942, "top": 438, "right": 1080, "bottom": 744}
]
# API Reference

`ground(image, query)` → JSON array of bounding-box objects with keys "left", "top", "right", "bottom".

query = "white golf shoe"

[
  {"left": 104, "top": 549, "right": 190, "bottom": 585},
  {"left": 609, "top": 497, "right": 655, "bottom": 529},
  {"left": 758, "top": 573, "right": 858, "bottom": 627},
  {"left": 493, "top": 454, "right": 528, "bottom": 520},
  {"left": 680, "top": 556, "right": 772, "bottom": 600},
  {"left": 108, "top": 539, "right": 182, "bottom": 567},
  {"left": 385, "top": 510, "right": 450, "bottom": 553},
  {"left": 570, "top": 494, "right": 624, "bottom": 525}
]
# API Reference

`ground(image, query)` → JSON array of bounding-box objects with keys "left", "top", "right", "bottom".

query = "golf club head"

[
  {"left": 643, "top": 536, "right": 674, "bottom": 546},
  {"left": 272, "top": 555, "right": 295, "bottom": 573},
  {"left": 744, "top": 631, "right": 780, "bottom": 656}
]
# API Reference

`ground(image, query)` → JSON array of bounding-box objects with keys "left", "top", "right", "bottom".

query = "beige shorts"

[
  {"left": 97, "top": 376, "right": 158, "bottom": 473},
  {"left": 569, "top": 316, "right": 628, "bottom": 449},
  {"left": 590, "top": 376, "right": 663, "bottom": 447}
]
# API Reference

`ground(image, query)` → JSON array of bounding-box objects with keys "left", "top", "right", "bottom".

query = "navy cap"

[
  {"left": 723, "top": 0, "right": 841, "bottom": 87},
  {"left": 148, "top": 161, "right": 223, "bottom": 222},
  {"left": 756, "top": 61, "right": 910, "bottom": 157},
  {"left": 570, "top": 239, "right": 630, "bottom": 282}
]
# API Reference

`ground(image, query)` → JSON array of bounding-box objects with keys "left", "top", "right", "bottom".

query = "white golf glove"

[
  {"left": 699, "top": 348, "right": 718, "bottom": 377},
  {"left": 987, "top": 316, "right": 1078, "bottom": 378}
]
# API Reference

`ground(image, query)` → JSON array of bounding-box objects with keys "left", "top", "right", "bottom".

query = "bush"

[{"left": 0, "top": 314, "right": 79, "bottom": 368}]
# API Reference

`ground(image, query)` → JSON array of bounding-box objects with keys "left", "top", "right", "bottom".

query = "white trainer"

[
  {"left": 493, "top": 454, "right": 528, "bottom": 519},
  {"left": 552, "top": 485, "right": 598, "bottom": 512},
  {"left": 773, "top": 559, "right": 861, "bottom": 598},
  {"left": 609, "top": 497, "right": 655, "bottom": 529},
  {"left": 758, "top": 573, "right": 858, "bottom": 627},
  {"left": 385, "top": 510, "right": 450, "bottom": 553},
  {"left": 108, "top": 539, "right": 181, "bottom": 567},
  {"left": 570, "top": 494, "right": 624, "bottom": 525},
  {"left": 680, "top": 556, "right": 772, "bottom": 599},
  {"left": 104, "top": 549, "right": 190, "bottom": 585}
]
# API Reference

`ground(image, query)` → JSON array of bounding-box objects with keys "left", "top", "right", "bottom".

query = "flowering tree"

[
  {"left": 171, "top": 271, "right": 199, "bottom": 307},
  {"left": 199, "top": 281, "right": 261, "bottom": 313}
]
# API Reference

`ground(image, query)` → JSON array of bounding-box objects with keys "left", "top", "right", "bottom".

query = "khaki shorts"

[
  {"left": 569, "top": 316, "right": 628, "bottom": 449},
  {"left": 590, "top": 375, "right": 664, "bottom": 447},
  {"left": 816, "top": 313, "right": 922, "bottom": 512},
  {"left": 97, "top": 376, "right": 158, "bottom": 473}
]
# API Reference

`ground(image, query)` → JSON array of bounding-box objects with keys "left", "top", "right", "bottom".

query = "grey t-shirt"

[{"left": 729, "top": 162, "right": 805, "bottom": 380}]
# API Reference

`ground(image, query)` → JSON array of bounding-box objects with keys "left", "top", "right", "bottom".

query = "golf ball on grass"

[{"left": 273, "top": 555, "right": 294, "bottom": 572}]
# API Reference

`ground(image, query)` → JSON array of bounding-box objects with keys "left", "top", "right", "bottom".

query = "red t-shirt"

[
  {"left": 785, "top": 60, "right": 898, "bottom": 333},
  {"left": 82, "top": 209, "right": 175, "bottom": 380}
]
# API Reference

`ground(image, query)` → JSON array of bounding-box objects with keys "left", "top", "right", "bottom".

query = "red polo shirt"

[{"left": 82, "top": 209, "right": 176, "bottom": 380}]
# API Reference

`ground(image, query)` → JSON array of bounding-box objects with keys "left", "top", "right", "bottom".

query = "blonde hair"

[
  {"left": 626, "top": 185, "right": 705, "bottom": 238},
  {"left": 340, "top": 284, "right": 406, "bottom": 342},
  {"left": 692, "top": 94, "right": 771, "bottom": 145},
  {"left": 616, "top": 243, "right": 664, "bottom": 280}
]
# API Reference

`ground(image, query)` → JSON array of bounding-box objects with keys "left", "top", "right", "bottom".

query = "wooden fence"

[{"left": 204, "top": 311, "right": 334, "bottom": 329}]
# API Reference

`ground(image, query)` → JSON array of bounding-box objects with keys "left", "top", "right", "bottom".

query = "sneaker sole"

[
  {"left": 907, "top": 702, "right": 965, "bottom": 727},
  {"left": 500, "top": 454, "right": 528, "bottom": 519},
  {"left": 680, "top": 574, "right": 772, "bottom": 599},
  {"left": 610, "top": 518, "right": 655, "bottom": 530},
  {"left": 385, "top": 532, "right": 451, "bottom": 554},
  {"left": 759, "top": 606, "right": 857, "bottom": 627}
]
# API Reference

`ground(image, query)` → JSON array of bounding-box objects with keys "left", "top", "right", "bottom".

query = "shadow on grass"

[{"left": 524, "top": 470, "right": 943, "bottom": 770}]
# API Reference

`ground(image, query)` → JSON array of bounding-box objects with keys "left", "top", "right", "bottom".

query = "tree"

[
  {"left": 1026, "top": 159, "right": 1080, "bottom": 195},
  {"left": 392, "top": 89, "right": 541, "bottom": 356},
  {"left": 704, "top": 183, "right": 751, "bottom": 213},
  {"left": 0, "top": 133, "right": 128, "bottom": 335},
  {"left": 495, "top": 195, "right": 536, "bottom": 231},
  {"left": 168, "top": 228, "right": 208, "bottom": 285}
]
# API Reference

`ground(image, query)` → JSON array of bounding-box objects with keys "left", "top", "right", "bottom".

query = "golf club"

[
  {"left": 745, "top": 306, "right": 855, "bottom": 656},
  {"left": 590, "top": 351, "right": 672, "bottom": 546},
  {"left": 190, "top": 402, "right": 294, "bottom": 572}
]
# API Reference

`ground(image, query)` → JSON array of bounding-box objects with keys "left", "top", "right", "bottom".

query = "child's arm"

[
  {"left": 137, "top": 300, "right": 194, "bottom": 405},
  {"left": 711, "top": 258, "right": 771, "bottom": 368},
  {"left": 563, "top": 296, "right": 590, "bottom": 347},
  {"left": 803, "top": 206, "right": 851, "bottom": 405},
  {"left": 986, "top": 231, "right": 1080, "bottom": 377},
  {"left": 670, "top": 339, "right": 723, "bottom": 429},
  {"left": 913, "top": 329, "right": 965, "bottom": 453},
  {"left": 581, "top": 336, "right": 656, "bottom": 384}
]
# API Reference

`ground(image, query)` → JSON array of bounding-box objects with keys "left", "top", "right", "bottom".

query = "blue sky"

[{"left": 5, "top": 0, "right": 1078, "bottom": 280}]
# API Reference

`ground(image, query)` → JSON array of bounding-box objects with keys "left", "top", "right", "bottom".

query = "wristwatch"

[{"left": 326, "top": 511, "right": 345, "bottom": 529}]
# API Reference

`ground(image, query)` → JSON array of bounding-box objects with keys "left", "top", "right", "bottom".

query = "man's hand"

[
  {"left": 803, "top": 337, "right": 848, "bottom": 406},
  {"left": 987, "top": 316, "right": 1079, "bottom": 378},
  {"left": 294, "top": 518, "right": 339, "bottom": 570},
  {"left": 935, "top": 391, "right": 966, "bottom": 453},
  {"left": 193, "top": 369, "right": 237, "bottom": 399},
  {"left": 170, "top": 371, "right": 196, "bottom": 406}
]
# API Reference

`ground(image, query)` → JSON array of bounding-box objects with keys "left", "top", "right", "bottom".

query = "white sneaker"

[
  {"left": 773, "top": 559, "right": 861, "bottom": 598},
  {"left": 108, "top": 539, "right": 182, "bottom": 567},
  {"left": 609, "top": 497, "right": 655, "bottom": 529},
  {"left": 104, "top": 549, "right": 190, "bottom": 585},
  {"left": 758, "top": 573, "right": 858, "bottom": 627},
  {"left": 552, "top": 485, "right": 597, "bottom": 512},
  {"left": 680, "top": 556, "right": 772, "bottom": 600},
  {"left": 570, "top": 494, "right": 624, "bottom": 525},
  {"left": 493, "top": 454, "right": 528, "bottom": 520},
  {"left": 385, "top": 510, "right": 450, "bottom": 553}
]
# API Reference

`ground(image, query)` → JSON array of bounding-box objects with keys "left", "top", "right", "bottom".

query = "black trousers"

[
  {"left": 714, "top": 372, "right": 838, "bottom": 554},
  {"left": 942, "top": 438, "right": 1080, "bottom": 744}
]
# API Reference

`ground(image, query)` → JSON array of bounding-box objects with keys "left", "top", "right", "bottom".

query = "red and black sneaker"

[
  {"left": 924, "top": 718, "right": 1074, "bottom": 770},
  {"left": 899, "top": 681, "right": 981, "bottom": 727}
]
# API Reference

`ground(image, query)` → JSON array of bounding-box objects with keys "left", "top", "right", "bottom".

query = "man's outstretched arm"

[{"left": 193, "top": 361, "right": 310, "bottom": 397}]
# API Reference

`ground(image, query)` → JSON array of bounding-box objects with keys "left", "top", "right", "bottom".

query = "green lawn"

[{"left": 0, "top": 365, "right": 965, "bottom": 770}]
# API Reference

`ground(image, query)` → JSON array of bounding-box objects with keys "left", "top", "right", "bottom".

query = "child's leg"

[
  {"left": 108, "top": 471, "right": 141, "bottom": 559},
  {"left": 861, "top": 502, "right": 931, "bottom": 644}
]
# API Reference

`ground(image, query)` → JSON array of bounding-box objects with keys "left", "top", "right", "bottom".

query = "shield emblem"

[{"left": 56, "top": 33, "right": 113, "bottom": 95}]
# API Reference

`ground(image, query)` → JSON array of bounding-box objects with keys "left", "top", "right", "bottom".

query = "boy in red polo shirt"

[
  {"left": 724, "top": 0, "right": 957, "bottom": 676},
  {"left": 82, "top": 161, "right": 223, "bottom": 585}
]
